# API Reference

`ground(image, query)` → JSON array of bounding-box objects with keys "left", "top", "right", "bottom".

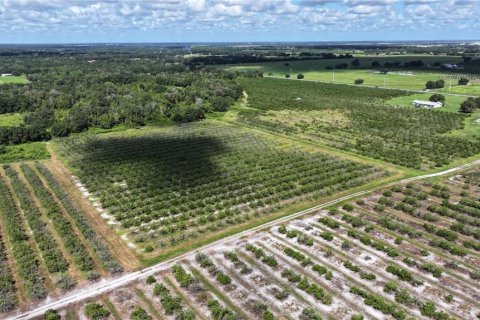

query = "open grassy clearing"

[
  {"left": 219, "top": 55, "right": 462, "bottom": 74},
  {"left": 0, "top": 161, "right": 125, "bottom": 314},
  {"left": 0, "top": 75, "right": 29, "bottom": 85},
  {"left": 54, "top": 121, "right": 390, "bottom": 258},
  {"left": 218, "top": 57, "right": 480, "bottom": 94},
  {"left": 236, "top": 78, "right": 480, "bottom": 170},
  {"left": 387, "top": 94, "right": 467, "bottom": 113},
  {"left": 0, "top": 142, "right": 49, "bottom": 164},
  {"left": 0, "top": 113, "right": 23, "bottom": 127},
  {"left": 279, "top": 70, "right": 479, "bottom": 95},
  {"left": 49, "top": 167, "right": 480, "bottom": 320}
]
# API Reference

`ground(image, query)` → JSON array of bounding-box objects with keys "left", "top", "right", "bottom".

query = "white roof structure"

[
  {"left": 1, "top": 73, "right": 12, "bottom": 77},
  {"left": 412, "top": 100, "right": 443, "bottom": 109}
]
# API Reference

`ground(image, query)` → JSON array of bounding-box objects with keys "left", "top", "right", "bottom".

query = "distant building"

[
  {"left": 1, "top": 73, "right": 12, "bottom": 77},
  {"left": 442, "top": 64, "right": 458, "bottom": 69},
  {"left": 412, "top": 100, "right": 443, "bottom": 109}
]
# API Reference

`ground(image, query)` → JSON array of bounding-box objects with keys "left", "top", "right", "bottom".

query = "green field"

[
  {"left": 220, "top": 57, "right": 480, "bottom": 94},
  {"left": 387, "top": 93, "right": 467, "bottom": 113},
  {"left": 220, "top": 55, "right": 462, "bottom": 72},
  {"left": 0, "top": 113, "right": 24, "bottom": 126},
  {"left": 0, "top": 142, "right": 49, "bottom": 164},
  {"left": 0, "top": 75, "right": 29, "bottom": 84},
  {"left": 236, "top": 78, "right": 480, "bottom": 170}
]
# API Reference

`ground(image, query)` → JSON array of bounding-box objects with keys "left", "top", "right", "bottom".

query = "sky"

[{"left": 0, "top": 0, "right": 478, "bottom": 44}]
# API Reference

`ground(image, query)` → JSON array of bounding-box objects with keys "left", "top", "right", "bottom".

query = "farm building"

[
  {"left": 1, "top": 73, "right": 12, "bottom": 77},
  {"left": 442, "top": 64, "right": 458, "bottom": 69},
  {"left": 412, "top": 100, "right": 443, "bottom": 109}
]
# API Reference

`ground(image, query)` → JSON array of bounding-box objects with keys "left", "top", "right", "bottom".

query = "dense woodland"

[{"left": 0, "top": 47, "right": 243, "bottom": 144}]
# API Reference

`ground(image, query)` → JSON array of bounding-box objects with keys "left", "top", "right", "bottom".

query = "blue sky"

[{"left": 0, "top": 0, "right": 478, "bottom": 43}]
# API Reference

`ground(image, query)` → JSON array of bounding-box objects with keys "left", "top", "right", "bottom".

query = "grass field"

[
  {"left": 55, "top": 121, "right": 390, "bottom": 257},
  {"left": 219, "top": 57, "right": 480, "bottom": 94},
  {"left": 387, "top": 93, "right": 467, "bottom": 113},
  {"left": 0, "top": 142, "right": 49, "bottom": 164},
  {"left": 0, "top": 113, "right": 23, "bottom": 126},
  {"left": 220, "top": 55, "right": 462, "bottom": 72},
  {"left": 0, "top": 75, "right": 29, "bottom": 84}
]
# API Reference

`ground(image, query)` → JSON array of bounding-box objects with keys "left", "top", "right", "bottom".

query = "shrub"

[
  {"left": 354, "top": 79, "right": 364, "bottom": 85},
  {"left": 146, "top": 275, "right": 156, "bottom": 284},
  {"left": 171, "top": 104, "right": 205, "bottom": 123},
  {"left": 320, "top": 231, "right": 334, "bottom": 241},
  {"left": 84, "top": 303, "right": 110, "bottom": 320},
  {"left": 300, "top": 307, "right": 323, "bottom": 320},
  {"left": 274, "top": 289, "right": 290, "bottom": 300},
  {"left": 422, "top": 263, "right": 442, "bottom": 278},
  {"left": 459, "top": 98, "right": 476, "bottom": 113},
  {"left": 130, "top": 306, "right": 152, "bottom": 320},
  {"left": 172, "top": 265, "right": 194, "bottom": 288},
  {"left": 429, "top": 94, "right": 445, "bottom": 103},
  {"left": 44, "top": 309, "right": 61, "bottom": 320},
  {"left": 458, "top": 78, "right": 469, "bottom": 85},
  {"left": 384, "top": 281, "right": 398, "bottom": 293},
  {"left": 263, "top": 310, "right": 275, "bottom": 320},
  {"left": 56, "top": 273, "right": 76, "bottom": 291},
  {"left": 297, "top": 74, "right": 305, "bottom": 80},
  {"left": 216, "top": 272, "right": 231, "bottom": 285}
]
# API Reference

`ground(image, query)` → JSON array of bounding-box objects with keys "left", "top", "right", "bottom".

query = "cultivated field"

[
  {"left": 0, "top": 162, "right": 127, "bottom": 313},
  {"left": 49, "top": 167, "right": 480, "bottom": 320},
  {"left": 237, "top": 78, "right": 480, "bottom": 169},
  {"left": 54, "top": 122, "right": 390, "bottom": 258}
]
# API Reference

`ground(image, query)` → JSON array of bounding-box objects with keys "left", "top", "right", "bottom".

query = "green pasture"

[
  {"left": 220, "top": 56, "right": 480, "bottom": 94},
  {"left": 220, "top": 55, "right": 461, "bottom": 73},
  {"left": 296, "top": 70, "right": 438, "bottom": 90},
  {"left": 438, "top": 83, "right": 480, "bottom": 95},
  {"left": 0, "top": 113, "right": 23, "bottom": 126},
  {"left": 0, "top": 75, "right": 29, "bottom": 84},
  {"left": 387, "top": 93, "right": 466, "bottom": 113}
]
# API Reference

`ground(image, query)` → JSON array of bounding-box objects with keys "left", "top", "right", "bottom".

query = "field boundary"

[{"left": 7, "top": 157, "right": 480, "bottom": 320}]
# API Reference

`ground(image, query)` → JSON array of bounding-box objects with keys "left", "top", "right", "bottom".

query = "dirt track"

[
  {"left": 45, "top": 143, "right": 141, "bottom": 271},
  {"left": 8, "top": 156, "right": 480, "bottom": 320}
]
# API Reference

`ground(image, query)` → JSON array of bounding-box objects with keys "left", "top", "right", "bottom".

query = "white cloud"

[{"left": 0, "top": 0, "right": 478, "bottom": 40}]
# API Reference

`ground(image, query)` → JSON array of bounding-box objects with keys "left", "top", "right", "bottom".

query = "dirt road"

[{"left": 7, "top": 158, "right": 480, "bottom": 320}]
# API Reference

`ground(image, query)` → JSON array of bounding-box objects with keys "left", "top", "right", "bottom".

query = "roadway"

[{"left": 8, "top": 158, "right": 480, "bottom": 319}]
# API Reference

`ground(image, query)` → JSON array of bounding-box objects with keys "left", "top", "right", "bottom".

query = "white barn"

[{"left": 412, "top": 100, "right": 443, "bottom": 109}]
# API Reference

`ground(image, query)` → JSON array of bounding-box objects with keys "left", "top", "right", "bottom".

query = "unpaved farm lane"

[{"left": 8, "top": 158, "right": 480, "bottom": 320}]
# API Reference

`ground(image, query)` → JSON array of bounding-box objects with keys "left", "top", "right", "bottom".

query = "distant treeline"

[
  {"left": 0, "top": 49, "right": 249, "bottom": 145},
  {"left": 187, "top": 53, "right": 354, "bottom": 66}
]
